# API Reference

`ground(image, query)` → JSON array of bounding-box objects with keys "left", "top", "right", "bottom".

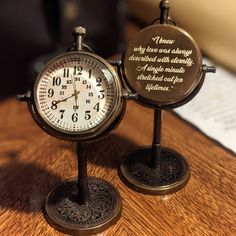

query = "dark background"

[{"left": 0, "top": 0, "right": 127, "bottom": 99}]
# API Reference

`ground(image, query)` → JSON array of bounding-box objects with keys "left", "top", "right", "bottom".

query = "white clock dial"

[{"left": 34, "top": 52, "right": 122, "bottom": 137}]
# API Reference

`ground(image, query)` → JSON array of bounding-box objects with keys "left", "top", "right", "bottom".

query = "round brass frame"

[
  {"left": 122, "top": 24, "right": 202, "bottom": 109},
  {"left": 29, "top": 51, "right": 125, "bottom": 141}
]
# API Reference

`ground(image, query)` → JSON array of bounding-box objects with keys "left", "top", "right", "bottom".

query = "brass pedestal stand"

[
  {"left": 119, "top": 109, "right": 190, "bottom": 195},
  {"left": 44, "top": 143, "right": 122, "bottom": 235}
]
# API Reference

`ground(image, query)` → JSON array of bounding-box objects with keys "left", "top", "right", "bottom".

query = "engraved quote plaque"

[{"left": 122, "top": 24, "right": 202, "bottom": 108}]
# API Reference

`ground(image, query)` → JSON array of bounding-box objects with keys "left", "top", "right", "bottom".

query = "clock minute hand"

[{"left": 56, "top": 91, "right": 80, "bottom": 104}]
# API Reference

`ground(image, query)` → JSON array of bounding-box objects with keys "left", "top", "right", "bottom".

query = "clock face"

[{"left": 34, "top": 52, "right": 122, "bottom": 138}]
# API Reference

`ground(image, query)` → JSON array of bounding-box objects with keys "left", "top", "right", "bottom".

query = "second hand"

[{"left": 72, "top": 75, "right": 79, "bottom": 109}]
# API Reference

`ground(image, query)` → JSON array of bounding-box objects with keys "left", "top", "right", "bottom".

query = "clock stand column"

[{"left": 77, "top": 142, "right": 89, "bottom": 205}]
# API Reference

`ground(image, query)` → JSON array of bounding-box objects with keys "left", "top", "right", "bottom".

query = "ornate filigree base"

[
  {"left": 44, "top": 177, "right": 122, "bottom": 235},
  {"left": 119, "top": 147, "right": 190, "bottom": 195}
]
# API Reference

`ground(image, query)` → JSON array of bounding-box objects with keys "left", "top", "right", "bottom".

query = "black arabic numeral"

[
  {"left": 59, "top": 110, "right": 65, "bottom": 119},
  {"left": 93, "top": 103, "right": 100, "bottom": 112},
  {"left": 72, "top": 113, "right": 78, "bottom": 122},
  {"left": 51, "top": 100, "right": 57, "bottom": 110},
  {"left": 85, "top": 110, "right": 91, "bottom": 120},
  {"left": 53, "top": 77, "right": 61, "bottom": 86},
  {"left": 98, "top": 90, "right": 105, "bottom": 99},
  {"left": 48, "top": 88, "right": 54, "bottom": 98},
  {"left": 74, "top": 66, "right": 83, "bottom": 75},
  {"left": 63, "top": 68, "right": 69, "bottom": 77},
  {"left": 96, "top": 77, "right": 102, "bottom": 86}
]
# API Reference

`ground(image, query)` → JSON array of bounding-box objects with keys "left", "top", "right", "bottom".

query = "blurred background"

[
  {"left": 0, "top": 0, "right": 127, "bottom": 99},
  {"left": 1, "top": 0, "right": 236, "bottom": 99}
]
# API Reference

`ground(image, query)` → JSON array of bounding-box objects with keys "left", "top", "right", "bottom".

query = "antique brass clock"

[
  {"left": 118, "top": 0, "right": 215, "bottom": 195},
  {"left": 18, "top": 27, "right": 125, "bottom": 235},
  {"left": 30, "top": 39, "right": 124, "bottom": 140}
]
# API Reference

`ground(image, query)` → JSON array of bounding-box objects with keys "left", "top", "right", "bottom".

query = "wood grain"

[{"left": 0, "top": 98, "right": 236, "bottom": 236}]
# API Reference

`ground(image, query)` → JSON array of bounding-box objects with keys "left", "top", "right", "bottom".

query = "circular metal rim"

[
  {"left": 30, "top": 51, "right": 124, "bottom": 141},
  {"left": 119, "top": 147, "right": 190, "bottom": 195},
  {"left": 121, "top": 24, "right": 202, "bottom": 109},
  {"left": 44, "top": 177, "right": 123, "bottom": 235}
]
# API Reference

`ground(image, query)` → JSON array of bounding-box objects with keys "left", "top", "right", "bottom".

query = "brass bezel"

[{"left": 29, "top": 51, "right": 124, "bottom": 141}]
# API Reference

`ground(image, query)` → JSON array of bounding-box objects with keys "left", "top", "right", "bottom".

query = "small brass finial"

[
  {"left": 159, "top": 0, "right": 170, "bottom": 24},
  {"left": 160, "top": 0, "right": 169, "bottom": 10},
  {"left": 73, "top": 26, "right": 86, "bottom": 51},
  {"left": 73, "top": 26, "right": 86, "bottom": 35}
]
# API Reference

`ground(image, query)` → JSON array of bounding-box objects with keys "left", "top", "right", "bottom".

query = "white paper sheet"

[{"left": 175, "top": 59, "right": 236, "bottom": 154}]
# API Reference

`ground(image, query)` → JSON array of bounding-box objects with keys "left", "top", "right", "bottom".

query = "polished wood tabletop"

[{"left": 0, "top": 98, "right": 236, "bottom": 236}]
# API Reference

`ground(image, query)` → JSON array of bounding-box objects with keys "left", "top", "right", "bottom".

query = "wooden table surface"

[{"left": 0, "top": 97, "right": 236, "bottom": 236}]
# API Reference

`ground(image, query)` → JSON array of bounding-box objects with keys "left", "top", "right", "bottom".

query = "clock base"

[
  {"left": 44, "top": 177, "right": 122, "bottom": 235},
  {"left": 119, "top": 147, "right": 190, "bottom": 195}
]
